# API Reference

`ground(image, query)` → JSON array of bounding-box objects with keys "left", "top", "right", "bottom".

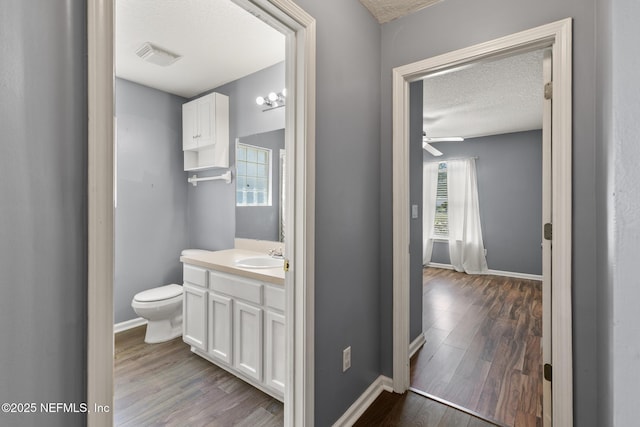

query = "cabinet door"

[
  {"left": 265, "top": 311, "right": 286, "bottom": 394},
  {"left": 234, "top": 301, "right": 263, "bottom": 381},
  {"left": 183, "top": 283, "right": 207, "bottom": 351},
  {"left": 208, "top": 292, "right": 233, "bottom": 364},
  {"left": 182, "top": 100, "right": 198, "bottom": 150},
  {"left": 196, "top": 94, "right": 215, "bottom": 148}
]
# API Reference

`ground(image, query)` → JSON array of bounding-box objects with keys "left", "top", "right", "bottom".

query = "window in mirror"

[{"left": 236, "top": 143, "right": 272, "bottom": 206}]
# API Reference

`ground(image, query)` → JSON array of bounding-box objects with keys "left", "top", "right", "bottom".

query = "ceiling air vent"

[{"left": 135, "top": 42, "right": 181, "bottom": 67}]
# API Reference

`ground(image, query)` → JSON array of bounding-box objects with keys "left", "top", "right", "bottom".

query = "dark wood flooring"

[
  {"left": 411, "top": 268, "right": 543, "bottom": 427},
  {"left": 114, "top": 326, "right": 283, "bottom": 427},
  {"left": 354, "top": 391, "right": 496, "bottom": 427}
]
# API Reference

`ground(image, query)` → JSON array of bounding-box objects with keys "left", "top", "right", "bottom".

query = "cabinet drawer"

[
  {"left": 184, "top": 264, "right": 208, "bottom": 287},
  {"left": 209, "top": 270, "right": 262, "bottom": 305},
  {"left": 264, "top": 285, "right": 285, "bottom": 312}
]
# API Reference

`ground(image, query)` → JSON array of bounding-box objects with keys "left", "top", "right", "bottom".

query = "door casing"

[
  {"left": 391, "top": 18, "right": 573, "bottom": 426},
  {"left": 87, "top": 1, "right": 316, "bottom": 426}
]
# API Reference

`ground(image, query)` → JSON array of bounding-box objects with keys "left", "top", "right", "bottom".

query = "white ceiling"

[
  {"left": 116, "top": 0, "right": 285, "bottom": 98},
  {"left": 422, "top": 49, "right": 544, "bottom": 139}
]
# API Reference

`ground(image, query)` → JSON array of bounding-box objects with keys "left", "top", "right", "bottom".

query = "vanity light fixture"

[{"left": 256, "top": 89, "right": 286, "bottom": 111}]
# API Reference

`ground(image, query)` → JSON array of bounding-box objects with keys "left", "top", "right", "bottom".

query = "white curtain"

[
  {"left": 422, "top": 162, "right": 439, "bottom": 265},
  {"left": 446, "top": 158, "right": 488, "bottom": 274}
]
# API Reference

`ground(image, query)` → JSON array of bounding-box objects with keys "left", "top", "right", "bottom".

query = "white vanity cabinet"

[
  {"left": 207, "top": 293, "right": 233, "bottom": 364},
  {"left": 182, "top": 92, "right": 229, "bottom": 171},
  {"left": 182, "top": 265, "right": 208, "bottom": 351},
  {"left": 182, "top": 263, "right": 285, "bottom": 400}
]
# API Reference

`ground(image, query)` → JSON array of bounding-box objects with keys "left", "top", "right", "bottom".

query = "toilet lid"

[{"left": 134, "top": 284, "right": 182, "bottom": 302}]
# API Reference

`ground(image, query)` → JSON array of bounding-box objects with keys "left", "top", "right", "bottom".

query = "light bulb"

[
  {"left": 256, "top": 96, "right": 265, "bottom": 106},
  {"left": 268, "top": 92, "right": 278, "bottom": 102}
]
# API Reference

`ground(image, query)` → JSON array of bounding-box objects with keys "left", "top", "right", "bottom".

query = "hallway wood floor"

[
  {"left": 114, "top": 326, "right": 283, "bottom": 427},
  {"left": 411, "top": 268, "right": 543, "bottom": 427},
  {"left": 354, "top": 391, "right": 497, "bottom": 427}
]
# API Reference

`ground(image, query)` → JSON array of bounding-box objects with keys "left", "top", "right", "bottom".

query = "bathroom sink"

[{"left": 235, "top": 256, "right": 284, "bottom": 269}]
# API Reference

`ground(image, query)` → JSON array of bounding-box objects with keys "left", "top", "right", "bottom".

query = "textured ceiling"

[
  {"left": 423, "top": 49, "right": 545, "bottom": 139},
  {"left": 116, "top": 0, "right": 285, "bottom": 98},
  {"left": 359, "top": 0, "right": 442, "bottom": 23}
]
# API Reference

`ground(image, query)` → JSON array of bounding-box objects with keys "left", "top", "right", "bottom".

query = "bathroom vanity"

[{"left": 180, "top": 249, "right": 285, "bottom": 401}]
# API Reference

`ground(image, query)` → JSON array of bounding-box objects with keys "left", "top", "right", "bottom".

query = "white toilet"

[{"left": 131, "top": 284, "right": 183, "bottom": 344}]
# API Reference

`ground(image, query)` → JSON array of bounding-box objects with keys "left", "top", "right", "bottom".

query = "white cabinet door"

[
  {"left": 234, "top": 301, "right": 263, "bottom": 381},
  {"left": 265, "top": 311, "right": 286, "bottom": 395},
  {"left": 183, "top": 283, "right": 207, "bottom": 351},
  {"left": 196, "top": 94, "right": 215, "bottom": 148},
  {"left": 208, "top": 292, "right": 233, "bottom": 364},
  {"left": 182, "top": 100, "right": 198, "bottom": 150}
]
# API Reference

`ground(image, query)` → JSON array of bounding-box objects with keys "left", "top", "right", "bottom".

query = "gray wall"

[
  {"left": 288, "top": 1, "right": 382, "bottom": 425},
  {"left": 409, "top": 81, "right": 424, "bottom": 342},
  {"left": 380, "top": 1, "right": 599, "bottom": 425},
  {"left": 236, "top": 129, "right": 285, "bottom": 242},
  {"left": 0, "top": 1, "right": 86, "bottom": 426},
  {"left": 595, "top": 0, "right": 613, "bottom": 425},
  {"left": 187, "top": 62, "right": 285, "bottom": 251},
  {"left": 114, "top": 78, "right": 189, "bottom": 323},
  {"left": 597, "top": 0, "right": 640, "bottom": 425},
  {"left": 427, "top": 131, "right": 543, "bottom": 275}
]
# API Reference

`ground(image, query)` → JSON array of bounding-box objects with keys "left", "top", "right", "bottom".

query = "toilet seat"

[{"left": 134, "top": 284, "right": 182, "bottom": 303}]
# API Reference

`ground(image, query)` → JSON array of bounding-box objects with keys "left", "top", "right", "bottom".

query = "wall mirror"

[{"left": 235, "top": 128, "right": 285, "bottom": 242}]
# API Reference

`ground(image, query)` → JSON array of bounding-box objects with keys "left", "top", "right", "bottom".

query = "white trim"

[
  {"left": 409, "top": 333, "right": 426, "bottom": 358},
  {"left": 392, "top": 19, "right": 573, "bottom": 427},
  {"left": 88, "top": 2, "right": 315, "bottom": 427},
  {"left": 331, "top": 375, "right": 393, "bottom": 427},
  {"left": 425, "top": 262, "right": 455, "bottom": 270},
  {"left": 87, "top": 1, "right": 114, "bottom": 426},
  {"left": 487, "top": 269, "right": 543, "bottom": 281},
  {"left": 114, "top": 317, "right": 147, "bottom": 334}
]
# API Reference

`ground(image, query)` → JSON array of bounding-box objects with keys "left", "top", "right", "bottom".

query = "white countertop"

[{"left": 180, "top": 249, "right": 285, "bottom": 286}]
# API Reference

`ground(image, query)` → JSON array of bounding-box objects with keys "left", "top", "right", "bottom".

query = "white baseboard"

[
  {"left": 426, "top": 263, "right": 542, "bottom": 281},
  {"left": 426, "top": 262, "right": 454, "bottom": 270},
  {"left": 114, "top": 317, "right": 147, "bottom": 334},
  {"left": 409, "top": 333, "right": 426, "bottom": 358},
  {"left": 487, "top": 269, "right": 542, "bottom": 281},
  {"left": 332, "top": 375, "right": 393, "bottom": 427}
]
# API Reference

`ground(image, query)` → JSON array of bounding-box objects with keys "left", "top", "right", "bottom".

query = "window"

[
  {"left": 434, "top": 161, "right": 448, "bottom": 236},
  {"left": 236, "top": 143, "right": 272, "bottom": 206}
]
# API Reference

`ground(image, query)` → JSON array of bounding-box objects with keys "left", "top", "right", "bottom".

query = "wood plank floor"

[
  {"left": 411, "top": 268, "right": 543, "bottom": 427},
  {"left": 114, "top": 326, "right": 283, "bottom": 427},
  {"left": 354, "top": 391, "right": 497, "bottom": 427}
]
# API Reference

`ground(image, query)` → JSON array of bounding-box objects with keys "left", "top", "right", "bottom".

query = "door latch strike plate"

[
  {"left": 284, "top": 259, "right": 290, "bottom": 272},
  {"left": 544, "top": 363, "right": 552, "bottom": 382},
  {"left": 544, "top": 223, "right": 552, "bottom": 240}
]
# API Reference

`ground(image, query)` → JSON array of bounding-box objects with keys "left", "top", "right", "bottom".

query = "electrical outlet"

[{"left": 343, "top": 346, "right": 351, "bottom": 372}]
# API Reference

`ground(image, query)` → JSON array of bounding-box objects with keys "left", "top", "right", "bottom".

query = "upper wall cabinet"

[{"left": 182, "top": 92, "right": 229, "bottom": 171}]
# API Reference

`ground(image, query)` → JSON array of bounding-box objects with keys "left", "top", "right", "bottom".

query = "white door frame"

[
  {"left": 391, "top": 19, "right": 573, "bottom": 426},
  {"left": 87, "top": 1, "right": 316, "bottom": 426}
]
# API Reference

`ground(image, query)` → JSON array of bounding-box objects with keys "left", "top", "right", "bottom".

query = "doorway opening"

[
  {"left": 391, "top": 19, "right": 573, "bottom": 427},
  {"left": 409, "top": 48, "right": 548, "bottom": 426},
  {"left": 87, "top": 1, "right": 316, "bottom": 426}
]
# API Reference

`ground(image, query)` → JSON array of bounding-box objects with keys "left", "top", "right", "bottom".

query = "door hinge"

[
  {"left": 283, "top": 259, "right": 290, "bottom": 272},
  {"left": 544, "top": 363, "right": 552, "bottom": 382},
  {"left": 544, "top": 223, "right": 552, "bottom": 240},
  {"left": 544, "top": 82, "right": 553, "bottom": 100}
]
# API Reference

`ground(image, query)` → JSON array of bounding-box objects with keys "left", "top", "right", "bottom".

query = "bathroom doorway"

[
  {"left": 391, "top": 19, "right": 573, "bottom": 427},
  {"left": 87, "top": 1, "right": 316, "bottom": 426}
]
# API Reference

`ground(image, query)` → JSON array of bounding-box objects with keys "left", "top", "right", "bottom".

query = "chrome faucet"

[{"left": 268, "top": 248, "right": 283, "bottom": 258}]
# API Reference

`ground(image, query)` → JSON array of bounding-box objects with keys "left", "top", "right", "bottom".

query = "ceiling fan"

[{"left": 422, "top": 132, "right": 464, "bottom": 157}]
